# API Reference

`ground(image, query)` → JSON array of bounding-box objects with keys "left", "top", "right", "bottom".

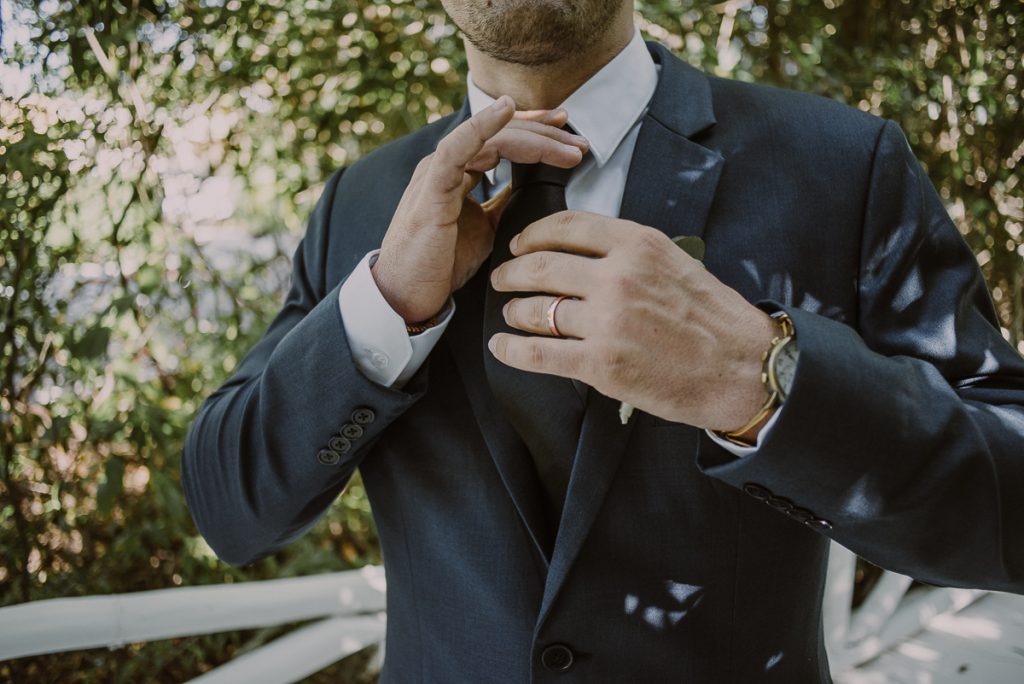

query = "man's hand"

[
  {"left": 487, "top": 211, "right": 778, "bottom": 432},
  {"left": 371, "top": 96, "right": 590, "bottom": 324}
]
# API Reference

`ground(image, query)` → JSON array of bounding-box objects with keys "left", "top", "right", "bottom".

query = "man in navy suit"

[{"left": 182, "top": 1, "right": 1024, "bottom": 680}]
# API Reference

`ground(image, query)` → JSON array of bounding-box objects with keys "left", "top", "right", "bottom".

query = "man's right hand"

[{"left": 370, "top": 95, "right": 589, "bottom": 325}]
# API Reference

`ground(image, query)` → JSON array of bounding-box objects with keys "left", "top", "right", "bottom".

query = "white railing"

[
  {"left": 0, "top": 543, "right": 988, "bottom": 682},
  {"left": 0, "top": 565, "right": 388, "bottom": 683},
  {"left": 823, "top": 543, "right": 987, "bottom": 676}
]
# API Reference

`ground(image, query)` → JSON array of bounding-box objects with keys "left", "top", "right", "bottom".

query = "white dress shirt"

[{"left": 337, "top": 28, "right": 778, "bottom": 455}]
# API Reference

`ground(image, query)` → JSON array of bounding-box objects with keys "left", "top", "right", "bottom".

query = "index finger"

[
  {"left": 511, "top": 210, "right": 620, "bottom": 258},
  {"left": 428, "top": 95, "right": 515, "bottom": 193}
]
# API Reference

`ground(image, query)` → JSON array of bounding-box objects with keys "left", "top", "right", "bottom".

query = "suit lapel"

[{"left": 536, "top": 43, "right": 726, "bottom": 628}]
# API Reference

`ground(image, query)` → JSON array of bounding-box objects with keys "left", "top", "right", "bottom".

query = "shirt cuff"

[
  {"left": 337, "top": 249, "right": 455, "bottom": 388},
  {"left": 704, "top": 407, "right": 783, "bottom": 458}
]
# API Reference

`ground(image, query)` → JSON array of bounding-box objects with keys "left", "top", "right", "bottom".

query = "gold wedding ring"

[{"left": 547, "top": 295, "right": 570, "bottom": 338}]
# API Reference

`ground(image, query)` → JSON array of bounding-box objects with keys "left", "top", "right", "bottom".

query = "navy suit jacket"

[{"left": 182, "top": 42, "right": 1024, "bottom": 682}]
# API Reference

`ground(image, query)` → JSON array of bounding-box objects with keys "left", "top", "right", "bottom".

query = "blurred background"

[{"left": 1, "top": 0, "right": 1021, "bottom": 681}]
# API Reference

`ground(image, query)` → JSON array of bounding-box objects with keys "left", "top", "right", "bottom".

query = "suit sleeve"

[
  {"left": 696, "top": 119, "right": 1024, "bottom": 593},
  {"left": 181, "top": 168, "right": 431, "bottom": 566}
]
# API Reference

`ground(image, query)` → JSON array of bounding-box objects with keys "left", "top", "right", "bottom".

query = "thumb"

[{"left": 460, "top": 169, "right": 484, "bottom": 198}]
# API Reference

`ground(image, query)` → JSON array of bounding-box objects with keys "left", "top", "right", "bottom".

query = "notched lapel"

[
  {"left": 536, "top": 43, "right": 725, "bottom": 631},
  {"left": 618, "top": 118, "right": 724, "bottom": 244},
  {"left": 618, "top": 42, "right": 724, "bottom": 245}
]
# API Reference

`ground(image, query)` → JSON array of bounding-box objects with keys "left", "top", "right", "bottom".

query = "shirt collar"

[{"left": 466, "top": 27, "right": 658, "bottom": 174}]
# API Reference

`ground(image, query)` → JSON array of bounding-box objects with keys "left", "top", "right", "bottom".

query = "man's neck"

[{"left": 464, "top": 12, "right": 635, "bottom": 111}]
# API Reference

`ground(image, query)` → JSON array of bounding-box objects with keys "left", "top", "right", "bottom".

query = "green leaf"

[
  {"left": 671, "top": 235, "right": 706, "bottom": 262},
  {"left": 96, "top": 457, "right": 126, "bottom": 517},
  {"left": 136, "top": 264, "right": 162, "bottom": 293},
  {"left": 72, "top": 325, "right": 111, "bottom": 360},
  {"left": 108, "top": 294, "right": 135, "bottom": 314}
]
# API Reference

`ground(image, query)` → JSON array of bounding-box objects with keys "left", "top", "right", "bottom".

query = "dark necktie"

[{"left": 482, "top": 161, "right": 588, "bottom": 528}]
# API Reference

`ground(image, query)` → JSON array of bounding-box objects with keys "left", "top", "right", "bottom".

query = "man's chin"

[
  {"left": 449, "top": 0, "right": 621, "bottom": 66},
  {"left": 468, "top": 36, "right": 575, "bottom": 67}
]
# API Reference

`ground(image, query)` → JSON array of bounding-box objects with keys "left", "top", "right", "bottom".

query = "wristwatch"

[
  {"left": 716, "top": 312, "right": 799, "bottom": 447},
  {"left": 765, "top": 312, "right": 799, "bottom": 401}
]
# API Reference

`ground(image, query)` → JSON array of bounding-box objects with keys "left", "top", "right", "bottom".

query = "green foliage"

[{"left": 1, "top": 0, "right": 1021, "bottom": 681}]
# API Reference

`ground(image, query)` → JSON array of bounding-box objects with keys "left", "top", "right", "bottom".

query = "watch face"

[{"left": 775, "top": 338, "right": 799, "bottom": 399}]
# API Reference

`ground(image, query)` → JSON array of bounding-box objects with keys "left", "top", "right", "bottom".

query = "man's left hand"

[{"left": 488, "top": 210, "right": 778, "bottom": 432}]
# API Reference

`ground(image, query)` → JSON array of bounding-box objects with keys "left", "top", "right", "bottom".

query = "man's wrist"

[
  {"left": 369, "top": 252, "right": 451, "bottom": 330},
  {"left": 405, "top": 299, "right": 453, "bottom": 334},
  {"left": 715, "top": 312, "right": 794, "bottom": 447},
  {"left": 720, "top": 406, "right": 777, "bottom": 445},
  {"left": 716, "top": 310, "right": 777, "bottom": 427}
]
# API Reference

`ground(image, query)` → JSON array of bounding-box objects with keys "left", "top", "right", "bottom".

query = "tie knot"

[{"left": 510, "top": 161, "right": 575, "bottom": 191}]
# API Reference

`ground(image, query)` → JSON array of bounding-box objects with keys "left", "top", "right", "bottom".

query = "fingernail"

[
  {"left": 487, "top": 336, "right": 497, "bottom": 355},
  {"left": 510, "top": 233, "right": 520, "bottom": 252},
  {"left": 562, "top": 143, "right": 582, "bottom": 156},
  {"left": 493, "top": 95, "right": 512, "bottom": 112}
]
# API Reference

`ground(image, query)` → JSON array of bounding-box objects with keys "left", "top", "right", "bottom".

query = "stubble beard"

[{"left": 449, "top": 0, "right": 623, "bottom": 66}]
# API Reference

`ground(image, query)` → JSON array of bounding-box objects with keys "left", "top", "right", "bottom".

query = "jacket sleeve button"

[
  {"left": 787, "top": 507, "right": 814, "bottom": 523},
  {"left": 317, "top": 448, "right": 340, "bottom": 466},
  {"left": 807, "top": 518, "right": 833, "bottom": 530},
  {"left": 328, "top": 435, "right": 352, "bottom": 453},
  {"left": 742, "top": 483, "right": 771, "bottom": 501},
  {"left": 341, "top": 423, "right": 364, "bottom": 440},
  {"left": 765, "top": 495, "right": 794, "bottom": 512},
  {"left": 351, "top": 407, "right": 375, "bottom": 425}
]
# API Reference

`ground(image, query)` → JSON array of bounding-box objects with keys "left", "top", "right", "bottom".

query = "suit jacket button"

[
  {"left": 351, "top": 407, "right": 375, "bottom": 425},
  {"left": 766, "top": 495, "right": 793, "bottom": 511},
  {"left": 341, "top": 423, "right": 364, "bottom": 439},
  {"left": 328, "top": 435, "right": 351, "bottom": 453},
  {"left": 808, "top": 518, "right": 834, "bottom": 530},
  {"left": 317, "top": 448, "right": 340, "bottom": 466},
  {"left": 743, "top": 483, "right": 770, "bottom": 501},
  {"left": 540, "top": 643, "right": 575, "bottom": 672}
]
